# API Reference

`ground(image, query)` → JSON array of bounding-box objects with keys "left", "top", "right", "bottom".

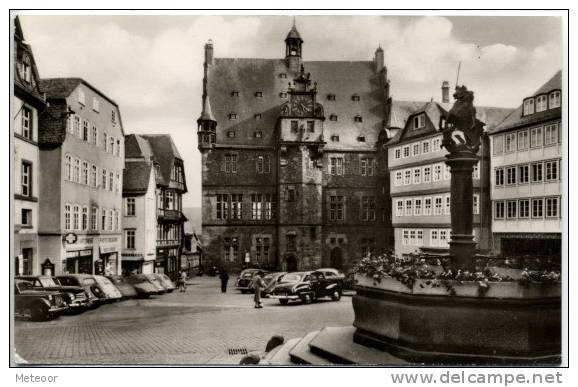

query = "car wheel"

[
  {"left": 302, "top": 294, "right": 312, "bottom": 304},
  {"left": 31, "top": 304, "right": 50, "bottom": 321},
  {"left": 279, "top": 299, "right": 289, "bottom": 305},
  {"left": 331, "top": 290, "right": 341, "bottom": 301}
]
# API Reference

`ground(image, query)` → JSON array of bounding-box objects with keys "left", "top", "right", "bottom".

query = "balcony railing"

[
  {"left": 157, "top": 208, "right": 184, "bottom": 222},
  {"left": 156, "top": 239, "right": 180, "bottom": 247}
]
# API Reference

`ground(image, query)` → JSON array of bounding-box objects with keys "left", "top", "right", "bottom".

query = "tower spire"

[{"left": 285, "top": 18, "right": 303, "bottom": 72}]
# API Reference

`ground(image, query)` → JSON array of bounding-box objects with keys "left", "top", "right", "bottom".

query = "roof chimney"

[
  {"left": 204, "top": 39, "right": 214, "bottom": 66},
  {"left": 374, "top": 45, "right": 384, "bottom": 73},
  {"left": 441, "top": 81, "right": 450, "bottom": 103}
]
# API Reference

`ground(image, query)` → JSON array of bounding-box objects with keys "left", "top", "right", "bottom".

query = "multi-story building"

[
  {"left": 38, "top": 78, "right": 124, "bottom": 275},
  {"left": 124, "top": 134, "right": 187, "bottom": 278},
  {"left": 197, "top": 23, "right": 391, "bottom": 271},
  {"left": 13, "top": 17, "right": 46, "bottom": 275},
  {"left": 489, "top": 71, "right": 562, "bottom": 258},
  {"left": 385, "top": 84, "right": 513, "bottom": 257}
]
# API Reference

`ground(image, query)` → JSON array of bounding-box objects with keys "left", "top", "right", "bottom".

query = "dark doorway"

[
  {"left": 286, "top": 255, "right": 298, "bottom": 272},
  {"left": 330, "top": 247, "right": 343, "bottom": 269}
]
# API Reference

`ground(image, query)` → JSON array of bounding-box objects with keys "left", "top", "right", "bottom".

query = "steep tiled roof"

[
  {"left": 39, "top": 77, "right": 120, "bottom": 107},
  {"left": 205, "top": 58, "right": 387, "bottom": 151},
  {"left": 286, "top": 25, "right": 302, "bottom": 41},
  {"left": 386, "top": 100, "right": 513, "bottom": 146},
  {"left": 123, "top": 160, "right": 153, "bottom": 196},
  {"left": 490, "top": 70, "right": 562, "bottom": 135},
  {"left": 38, "top": 99, "right": 68, "bottom": 147},
  {"left": 14, "top": 16, "right": 45, "bottom": 107}
]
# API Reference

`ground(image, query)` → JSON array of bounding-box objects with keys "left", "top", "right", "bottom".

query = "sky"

[{"left": 17, "top": 14, "right": 562, "bottom": 208}]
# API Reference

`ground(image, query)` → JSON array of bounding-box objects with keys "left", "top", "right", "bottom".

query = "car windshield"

[
  {"left": 16, "top": 280, "right": 34, "bottom": 291},
  {"left": 241, "top": 271, "right": 256, "bottom": 278},
  {"left": 95, "top": 276, "right": 113, "bottom": 286},
  {"left": 280, "top": 273, "right": 303, "bottom": 282},
  {"left": 82, "top": 278, "right": 96, "bottom": 286},
  {"left": 39, "top": 278, "right": 59, "bottom": 287}
]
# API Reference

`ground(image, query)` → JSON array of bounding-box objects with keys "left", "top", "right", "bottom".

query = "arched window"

[
  {"left": 73, "top": 205, "right": 80, "bottom": 230},
  {"left": 65, "top": 155, "right": 72, "bottom": 181},
  {"left": 64, "top": 204, "right": 71, "bottom": 230}
]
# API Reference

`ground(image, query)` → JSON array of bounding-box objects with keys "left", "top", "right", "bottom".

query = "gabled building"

[
  {"left": 38, "top": 78, "right": 124, "bottom": 275},
  {"left": 384, "top": 84, "right": 513, "bottom": 257},
  {"left": 13, "top": 16, "right": 46, "bottom": 275},
  {"left": 197, "top": 23, "right": 391, "bottom": 271},
  {"left": 488, "top": 71, "right": 562, "bottom": 258},
  {"left": 124, "top": 134, "right": 187, "bottom": 278}
]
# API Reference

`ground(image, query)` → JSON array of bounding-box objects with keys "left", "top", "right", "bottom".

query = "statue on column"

[{"left": 440, "top": 86, "right": 484, "bottom": 154}]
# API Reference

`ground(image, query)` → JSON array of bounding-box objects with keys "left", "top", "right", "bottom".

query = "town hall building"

[{"left": 197, "top": 24, "right": 392, "bottom": 271}]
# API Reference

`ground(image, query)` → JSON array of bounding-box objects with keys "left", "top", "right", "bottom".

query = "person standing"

[
  {"left": 219, "top": 269, "right": 229, "bottom": 293},
  {"left": 252, "top": 273, "right": 266, "bottom": 308},
  {"left": 178, "top": 270, "right": 187, "bottom": 293}
]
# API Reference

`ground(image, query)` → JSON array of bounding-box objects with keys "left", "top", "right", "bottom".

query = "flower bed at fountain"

[{"left": 351, "top": 253, "right": 561, "bottom": 365}]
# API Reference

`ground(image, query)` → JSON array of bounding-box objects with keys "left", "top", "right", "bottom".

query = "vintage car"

[
  {"left": 154, "top": 274, "right": 176, "bottom": 293},
  {"left": 261, "top": 272, "right": 287, "bottom": 297},
  {"left": 143, "top": 274, "right": 167, "bottom": 294},
  {"left": 236, "top": 269, "right": 269, "bottom": 293},
  {"left": 125, "top": 274, "right": 161, "bottom": 297},
  {"left": 107, "top": 275, "right": 138, "bottom": 299},
  {"left": 56, "top": 274, "right": 121, "bottom": 305},
  {"left": 16, "top": 275, "right": 92, "bottom": 311},
  {"left": 316, "top": 268, "right": 346, "bottom": 280},
  {"left": 14, "top": 279, "right": 69, "bottom": 320},
  {"left": 270, "top": 271, "right": 343, "bottom": 305}
]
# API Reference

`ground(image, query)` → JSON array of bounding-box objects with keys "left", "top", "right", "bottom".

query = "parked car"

[
  {"left": 143, "top": 274, "right": 167, "bottom": 294},
  {"left": 16, "top": 275, "right": 92, "bottom": 312},
  {"left": 107, "top": 275, "right": 138, "bottom": 299},
  {"left": 262, "top": 272, "right": 287, "bottom": 297},
  {"left": 56, "top": 274, "right": 121, "bottom": 305},
  {"left": 236, "top": 269, "right": 269, "bottom": 293},
  {"left": 316, "top": 268, "right": 346, "bottom": 280},
  {"left": 14, "top": 279, "right": 69, "bottom": 321},
  {"left": 154, "top": 274, "right": 176, "bottom": 293},
  {"left": 270, "top": 271, "right": 343, "bottom": 305},
  {"left": 125, "top": 274, "right": 161, "bottom": 297}
]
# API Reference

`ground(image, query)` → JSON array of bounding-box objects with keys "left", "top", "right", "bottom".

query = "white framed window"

[
  {"left": 91, "top": 165, "right": 98, "bottom": 187},
  {"left": 472, "top": 162, "right": 480, "bottom": 179},
  {"left": 125, "top": 229, "right": 136, "bottom": 249},
  {"left": 73, "top": 115, "right": 80, "bottom": 136},
  {"left": 518, "top": 130, "right": 529, "bottom": 150},
  {"left": 64, "top": 204, "right": 71, "bottom": 230},
  {"left": 545, "top": 160, "right": 559, "bottom": 181},
  {"left": 109, "top": 172, "right": 114, "bottom": 192},
  {"left": 412, "top": 143, "right": 420, "bottom": 156},
  {"left": 110, "top": 136, "right": 115, "bottom": 154},
  {"left": 394, "top": 148, "right": 401, "bottom": 160},
  {"left": 433, "top": 164, "right": 442, "bottom": 182},
  {"left": 413, "top": 114, "right": 425, "bottom": 129},
  {"left": 402, "top": 145, "right": 410, "bottom": 158},
  {"left": 78, "top": 88, "right": 85, "bottom": 105},
  {"left": 432, "top": 138, "right": 441, "bottom": 152},
  {"left": 65, "top": 155, "right": 72, "bottom": 181},
  {"left": 72, "top": 205, "right": 80, "bottom": 230},
  {"left": 430, "top": 230, "right": 439, "bottom": 247},
  {"left": 507, "top": 200, "right": 517, "bottom": 219},
  {"left": 523, "top": 98, "right": 534, "bottom": 115},
  {"left": 443, "top": 164, "right": 451, "bottom": 180},
  {"left": 536, "top": 95, "right": 547, "bottom": 112},
  {"left": 519, "top": 164, "right": 530, "bottom": 184},
  {"left": 422, "top": 140, "right": 430, "bottom": 154},
  {"left": 530, "top": 127, "right": 543, "bottom": 148},
  {"left": 439, "top": 230, "right": 449, "bottom": 247},
  {"left": 405, "top": 199, "right": 413, "bottom": 216},
  {"left": 329, "top": 157, "right": 344, "bottom": 176},
  {"left": 506, "top": 166, "right": 516, "bottom": 185},
  {"left": 126, "top": 197, "right": 136, "bottom": 216},
  {"left": 91, "top": 206, "right": 98, "bottom": 230},
  {"left": 473, "top": 194, "right": 480, "bottom": 215},
  {"left": 224, "top": 154, "right": 238, "bottom": 174},
  {"left": 82, "top": 120, "right": 89, "bottom": 141},
  {"left": 92, "top": 125, "right": 98, "bottom": 145},
  {"left": 546, "top": 197, "right": 559, "bottom": 218},
  {"left": 396, "top": 199, "right": 404, "bottom": 217},
  {"left": 116, "top": 173, "right": 120, "bottom": 193},
  {"left": 404, "top": 169, "right": 411, "bottom": 185},
  {"left": 519, "top": 199, "right": 530, "bottom": 218},
  {"left": 444, "top": 195, "right": 451, "bottom": 215},
  {"left": 21, "top": 106, "right": 33, "bottom": 140},
  {"left": 409, "top": 229, "right": 416, "bottom": 245},
  {"left": 82, "top": 161, "right": 89, "bottom": 185},
  {"left": 532, "top": 198, "right": 544, "bottom": 218},
  {"left": 532, "top": 162, "right": 543, "bottom": 183},
  {"left": 424, "top": 197, "right": 432, "bottom": 216},
  {"left": 395, "top": 171, "right": 403, "bottom": 186},
  {"left": 92, "top": 97, "right": 100, "bottom": 112},
  {"left": 413, "top": 167, "right": 421, "bottom": 184},
  {"left": 494, "top": 201, "right": 505, "bottom": 219},
  {"left": 549, "top": 91, "right": 561, "bottom": 109},
  {"left": 360, "top": 158, "right": 374, "bottom": 176},
  {"left": 82, "top": 206, "right": 88, "bottom": 231},
  {"left": 495, "top": 168, "right": 505, "bottom": 186},
  {"left": 434, "top": 196, "right": 443, "bottom": 215},
  {"left": 73, "top": 158, "right": 80, "bottom": 183},
  {"left": 101, "top": 168, "right": 107, "bottom": 190},
  {"left": 414, "top": 198, "right": 422, "bottom": 216},
  {"left": 103, "top": 132, "right": 108, "bottom": 152},
  {"left": 505, "top": 133, "right": 517, "bottom": 152},
  {"left": 402, "top": 229, "right": 409, "bottom": 246},
  {"left": 417, "top": 230, "right": 423, "bottom": 246},
  {"left": 493, "top": 135, "right": 504, "bottom": 155},
  {"left": 544, "top": 124, "right": 558, "bottom": 146},
  {"left": 423, "top": 166, "right": 431, "bottom": 183}
]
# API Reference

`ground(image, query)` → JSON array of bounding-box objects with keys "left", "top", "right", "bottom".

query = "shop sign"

[{"left": 63, "top": 232, "right": 78, "bottom": 244}]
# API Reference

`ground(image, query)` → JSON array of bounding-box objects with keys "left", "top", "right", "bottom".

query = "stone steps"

[
  {"left": 261, "top": 338, "right": 302, "bottom": 365},
  {"left": 289, "top": 331, "right": 332, "bottom": 365}
]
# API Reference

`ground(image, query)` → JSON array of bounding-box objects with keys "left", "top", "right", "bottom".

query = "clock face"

[{"left": 290, "top": 95, "right": 314, "bottom": 116}]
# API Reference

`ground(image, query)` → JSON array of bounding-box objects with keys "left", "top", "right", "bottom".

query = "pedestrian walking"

[
  {"left": 252, "top": 273, "right": 266, "bottom": 308},
  {"left": 178, "top": 270, "right": 187, "bottom": 293},
  {"left": 219, "top": 269, "right": 229, "bottom": 293}
]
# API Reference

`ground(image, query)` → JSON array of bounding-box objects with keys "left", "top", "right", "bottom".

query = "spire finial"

[{"left": 293, "top": 16, "right": 296, "bottom": 28}]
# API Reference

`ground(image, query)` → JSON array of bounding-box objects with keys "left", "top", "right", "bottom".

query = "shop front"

[
  {"left": 156, "top": 247, "right": 179, "bottom": 280},
  {"left": 64, "top": 249, "right": 93, "bottom": 274},
  {"left": 98, "top": 236, "right": 121, "bottom": 275}
]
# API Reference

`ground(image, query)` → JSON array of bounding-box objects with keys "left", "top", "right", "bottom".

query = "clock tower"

[{"left": 276, "top": 65, "right": 325, "bottom": 271}]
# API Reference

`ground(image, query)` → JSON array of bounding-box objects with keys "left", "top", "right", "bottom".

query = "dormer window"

[
  {"left": 227, "top": 130, "right": 236, "bottom": 138},
  {"left": 280, "top": 92, "right": 288, "bottom": 98},
  {"left": 536, "top": 95, "right": 547, "bottom": 112},
  {"left": 549, "top": 91, "right": 561, "bottom": 108},
  {"left": 231, "top": 91, "right": 239, "bottom": 97},
  {"left": 357, "top": 136, "right": 366, "bottom": 142},
  {"left": 354, "top": 115, "right": 363, "bottom": 123},
  {"left": 279, "top": 73, "right": 287, "bottom": 79},
  {"left": 331, "top": 135, "right": 340, "bottom": 142},
  {"left": 78, "top": 89, "right": 86, "bottom": 105},
  {"left": 254, "top": 113, "right": 262, "bottom": 120},
  {"left": 413, "top": 114, "right": 425, "bottom": 129},
  {"left": 254, "top": 131, "right": 263, "bottom": 138},
  {"left": 228, "top": 113, "right": 237, "bottom": 120},
  {"left": 351, "top": 94, "right": 360, "bottom": 102},
  {"left": 523, "top": 98, "right": 535, "bottom": 115},
  {"left": 330, "top": 114, "right": 338, "bottom": 121},
  {"left": 327, "top": 94, "right": 336, "bottom": 101},
  {"left": 92, "top": 97, "right": 100, "bottom": 112},
  {"left": 255, "top": 91, "right": 263, "bottom": 98},
  {"left": 21, "top": 56, "right": 31, "bottom": 83}
]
